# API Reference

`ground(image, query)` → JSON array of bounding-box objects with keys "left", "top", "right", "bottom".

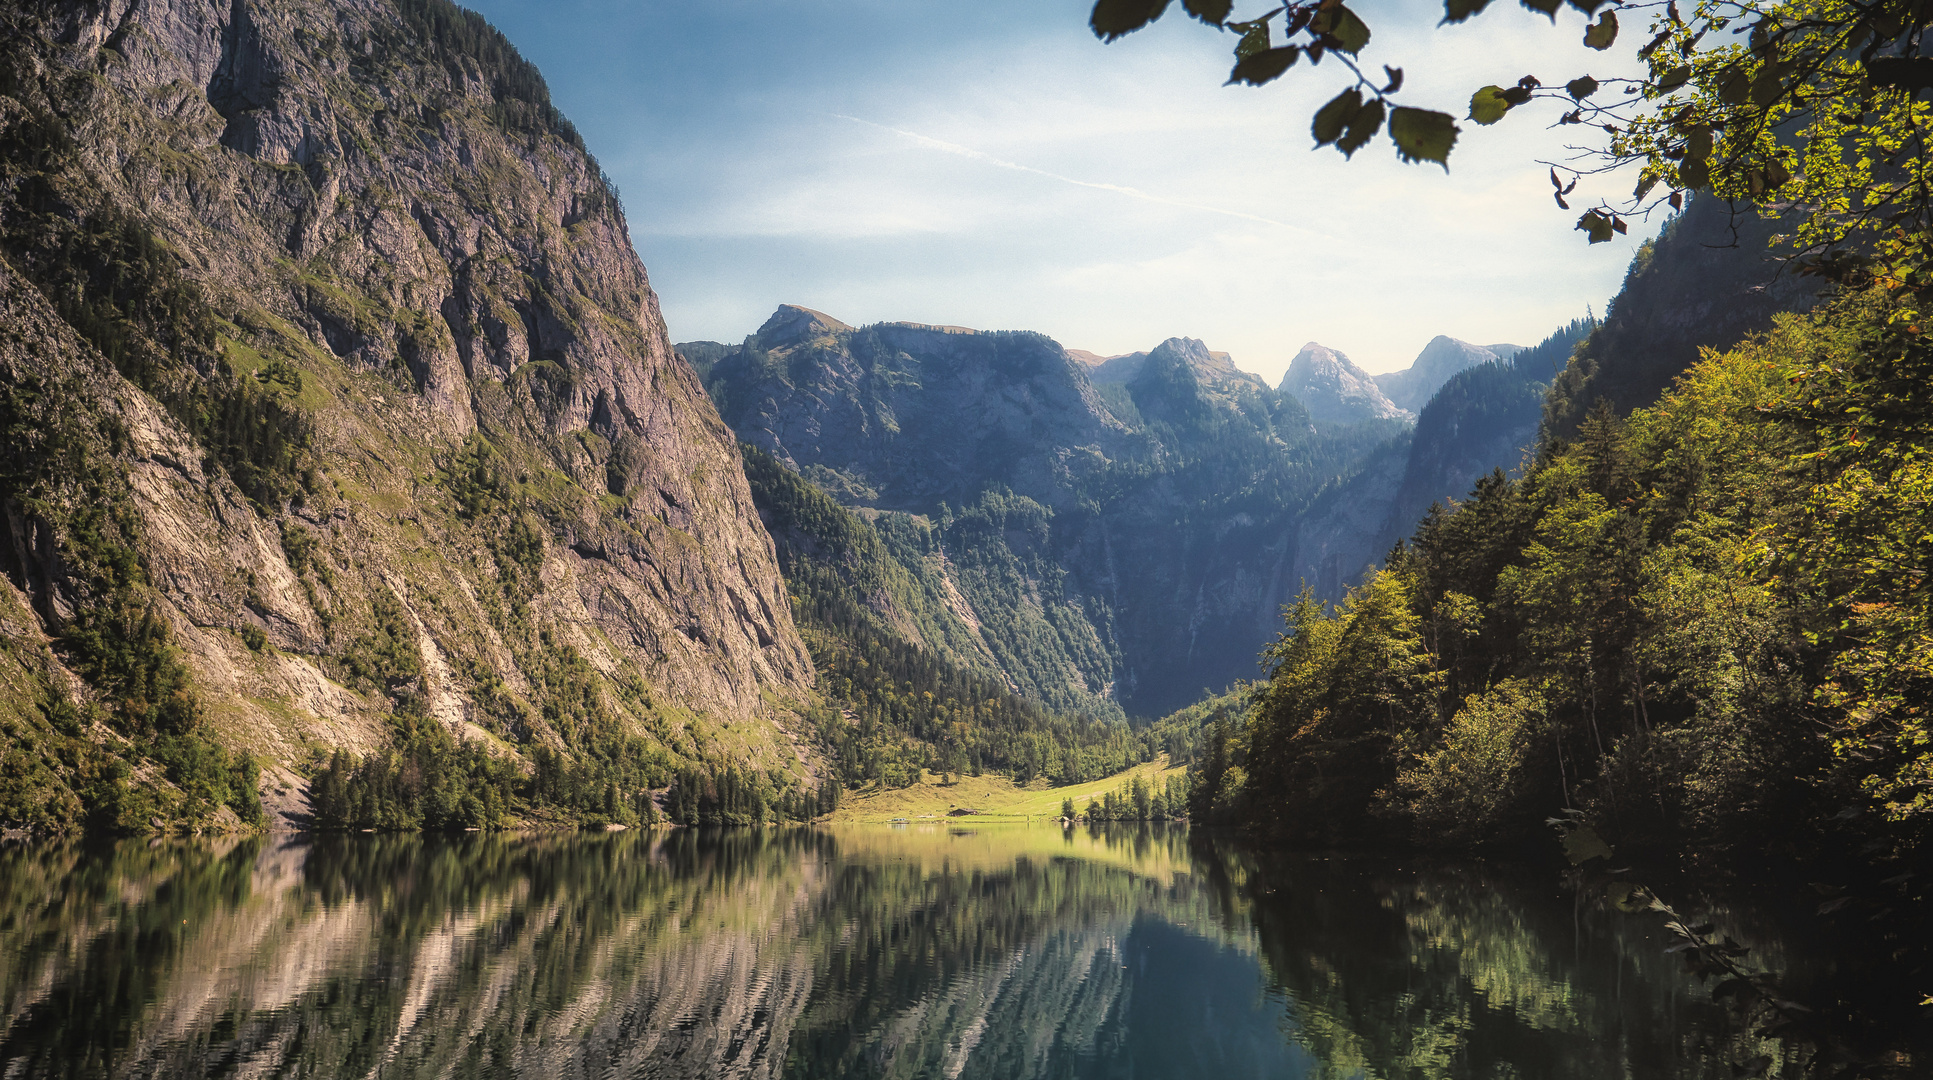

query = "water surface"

[{"left": 0, "top": 825, "right": 1834, "bottom": 1078}]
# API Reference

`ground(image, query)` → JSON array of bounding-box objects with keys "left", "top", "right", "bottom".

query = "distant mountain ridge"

[
  {"left": 1075, "top": 343, "right": 1260, "bottom": 391},
  {"left": 1288, "top": 319, "right": 1593, "bottom": 597},
  {"left": 690, "top": 308, "right": 1463, "bottom": 716},
  {"left": 690, "top": 309, "right": 1402, "bottom": 714},
  {"left": 1374, "top": 336, "right": 1511, "bottom": 413}
]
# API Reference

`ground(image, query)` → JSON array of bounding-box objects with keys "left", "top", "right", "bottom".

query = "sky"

[{"left": 460, "top": 0, "right": 1658, "bottom": 380}]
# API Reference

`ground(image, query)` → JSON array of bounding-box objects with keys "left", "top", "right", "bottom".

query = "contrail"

[{"left": 833, "top": 114, "right": 1300, "bottom": 231}]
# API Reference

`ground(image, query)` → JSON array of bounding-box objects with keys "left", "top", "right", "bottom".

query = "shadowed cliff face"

[
  {"left": 0, "top": 0, "right": 813, "bottom": 825},
  {"left": 1543, "top": 196, "right": 1824, "bottom": 439}
]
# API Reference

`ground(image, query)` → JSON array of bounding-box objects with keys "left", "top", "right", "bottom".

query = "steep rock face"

[
  {"left": 1278, "top": 322, "right": 1588, "bottom": 604},
  {"left": 0, "top": 0, "right": 812, "bottom": 824},
  {"left": 1279, "top": 343, "right": 1407, "bottom": 423},
  {"left": 1374, "top": 336, "right": 1502, "bottom": 413}
]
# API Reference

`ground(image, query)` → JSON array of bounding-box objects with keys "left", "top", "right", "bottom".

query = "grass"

[{"left": 827, "top": 754, "right": 1187, "bottom": 823}]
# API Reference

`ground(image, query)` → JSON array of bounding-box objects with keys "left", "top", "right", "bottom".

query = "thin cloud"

[{"left": 833, "top": 114, "right": 1314, "bottom": 234}]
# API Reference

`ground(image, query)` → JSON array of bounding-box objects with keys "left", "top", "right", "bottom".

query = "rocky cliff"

[
  {"left": 705, "top": 305, "right": 1136, "bottom": 512},
  {"left": 0, "top": 0, "right": 812, "bottom": 831},
  {"left": 1287, "top": 321, "right": 1588, "bottom": 603}
]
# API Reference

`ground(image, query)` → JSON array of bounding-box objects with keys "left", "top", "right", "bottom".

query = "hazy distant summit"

[
  {"left": 1373, "top": 336, "right": 1515, "bottom": 413},
  {"left": 1280, "top": 343, "right": 1406, "bottom": 423},
  {"left": 759, "top": 303, "right": 854, "bottom": 341},
  {"left": 1073, "top": 340, "right": 1263, "bottom": 394}
]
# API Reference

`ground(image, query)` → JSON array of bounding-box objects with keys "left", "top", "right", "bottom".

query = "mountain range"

[{"left": 689, "top": 312, "right": 1550, "bottom": 716}]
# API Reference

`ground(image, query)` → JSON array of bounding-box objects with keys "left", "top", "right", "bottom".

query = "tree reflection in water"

[{"left": 0, "top": 826, "right": 1865, "bottom": 1079}]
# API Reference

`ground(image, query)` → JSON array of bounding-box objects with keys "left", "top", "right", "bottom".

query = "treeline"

[
  {"left": 1194, "top": 288, "right": 1933, "bottom": 888},
  {"left": 307, "top": 716, "right": 832, "bottom": 830},
  {"left": 1063, "top": 772, "right": 1188, "bottom": 822}
]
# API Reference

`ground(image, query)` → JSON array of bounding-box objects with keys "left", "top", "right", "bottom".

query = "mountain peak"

[
  {"left": 759, "top": 304, "right": 853, "bottom": 344},
  {"left": 1281, "top": 342, "right": 1407, "bottom": 423},
  {"left": 1374, "top": 336, "right": 1500, "bottom": 412}
]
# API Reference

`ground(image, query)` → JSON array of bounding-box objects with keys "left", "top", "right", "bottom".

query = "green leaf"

[
  {"left": 1182, "top": 0, "right": 1232, "bottom": 24},
  {"left": 1633, "top": 172, "right": 1659, "bottom": 200},
  {"left": 1234, "top": 20, "right": 1271, "bottom": 58},
  {"left": 1327, "top": 4, "right": 1372, "bottom": 54},
  {"left": 1678, "top": 156, "right": 1709, "bottom": 189},
  {"left": 1583, "top": 9, "right": 1618, "bottom": 49},
  {"left": 1607, "top": 881, "right": 1650, "bottom": 911},
  {"left": 1228, "top": 46, "right": 1300, "bottom": 86},
  {"left": 1337, "top": 97, "right": 1386, "bottom": 157},
  {"left": 1389, "top": 106, "right": 1458, "bottom": 167},
  {"left": 1560, "top": 821, "right": 1614, "bottom": 860},
  {"left": 1685, "top": 126, "right": 1712, "bottom": 156},
  {"left": 1520, "top": 0, "right": 1562, "bottom": 18},
  {"left": 1469, "top": 85, "right": 1513, "bottom": 125},
  {"left": 1657, "top": 63, "right": 1692, "bottom": 90},
  {"left": 1566, "top": 0, "right": 1609, "bottom": 11},
  {"left": 1750, "top": 60, "right": 1788, "bottom": 106},
  {"left": 1566, "top": 75, "right": 1599, "bottom": 99},
  {"left": 1442, "top": 0, "right": 1495, "bottom": 22},
  {"left": 1718, "top": 64, "right": 1753, "bottom": 104},
  {"left": 1312, "top": 87, "right": 1363, "bottom": 147},
  {"left": 1091, "top": 0, "right": 1172, "bottom": 41},
  {"left": 1710, "top": 977, "right": 1756, "bottom": 1001}
]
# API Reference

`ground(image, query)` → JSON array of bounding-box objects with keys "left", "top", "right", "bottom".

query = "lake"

[{"left": 0, "top": 825, "right": 1869, "bottom": 1078}]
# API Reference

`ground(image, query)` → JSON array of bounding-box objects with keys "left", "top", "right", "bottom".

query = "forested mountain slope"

[
  {"left": 0, "top": 0, "right": 814, "bottom": 832},
  {"left": 1273, "top": 321, "right": 1586, "bottom": 603},
  {"left": 1297, "top": 196, "right": 1829, "bottom": 613},
  {"left": 1544, "top": 195, "right": 1824, "bottom": 438},
  {"left": 692, "top": 310, "right": 1407, "bottom": 717}
]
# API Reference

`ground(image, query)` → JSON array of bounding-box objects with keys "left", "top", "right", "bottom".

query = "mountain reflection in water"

[{"left": 0, "top": 825, "right": 1807, "bottom": 1078}]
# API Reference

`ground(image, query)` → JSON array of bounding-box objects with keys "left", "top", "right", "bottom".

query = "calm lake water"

[{"left": 0, "top": 824, "right": 1859, "bottom": 1078}]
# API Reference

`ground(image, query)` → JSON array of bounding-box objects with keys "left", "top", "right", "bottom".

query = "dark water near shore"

[{"left": 0, "top": 824, "right": 1894, "bottom": 1078}]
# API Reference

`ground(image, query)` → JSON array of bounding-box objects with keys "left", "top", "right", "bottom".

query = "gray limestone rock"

[
  {"left": 0, "top": 0, "right": 815, "bottom": 809},
  {"left": 1279, "top": 343, "right": 1408, "bottom": 423}
]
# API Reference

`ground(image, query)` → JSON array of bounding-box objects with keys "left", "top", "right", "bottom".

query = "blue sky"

[{"left": 462, "top": 0, "right": 1655, "bottom": 379}]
